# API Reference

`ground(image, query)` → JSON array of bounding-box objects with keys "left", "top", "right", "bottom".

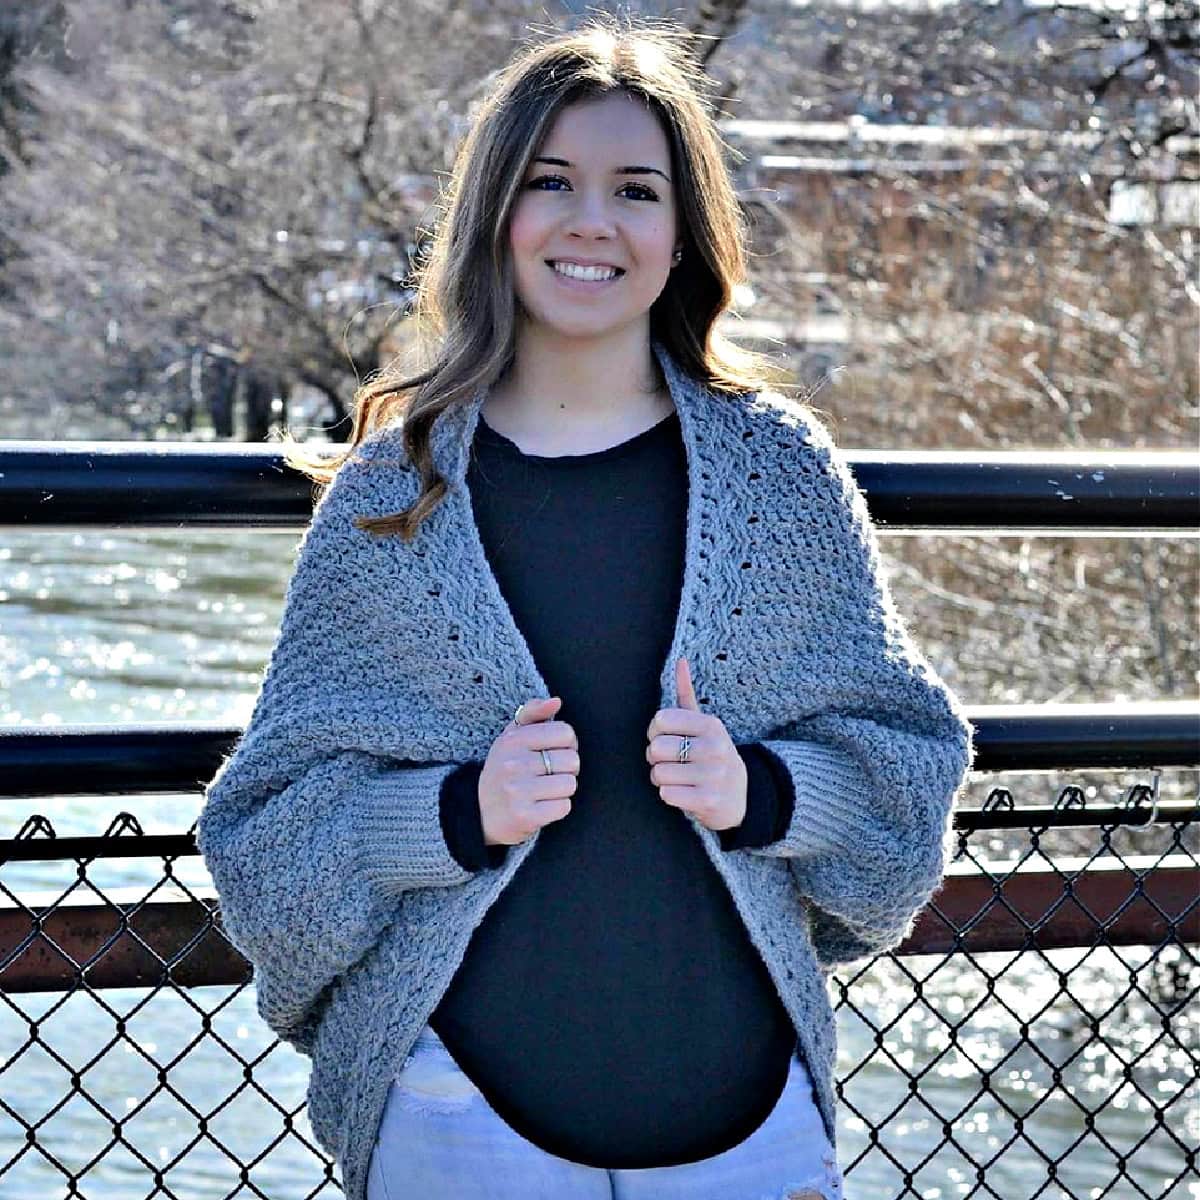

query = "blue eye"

[
  {"left": 622, "top": 183, "right": 659, "bottom": 201},
  {"left": 527, "top": 175, "right": 659, "bottom": 202}
]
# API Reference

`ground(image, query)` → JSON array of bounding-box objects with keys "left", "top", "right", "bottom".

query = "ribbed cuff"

[
  {"left": 757, "top": 745, "right": 797, "bottom": 839},
  {"left": 754, "top": 739, "right": 875, "bottom": 859},
  {"left": 356, "top": 762, "right": 477, "bottom": 896}
]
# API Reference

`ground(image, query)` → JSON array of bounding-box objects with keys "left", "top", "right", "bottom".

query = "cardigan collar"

[{"left": 428, "top": 338, "right": 708, "bottom": 490}]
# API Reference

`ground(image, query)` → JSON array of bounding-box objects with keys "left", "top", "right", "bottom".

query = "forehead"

[{"left": 539, "top": 92, "right": 670, "bottom": 164}]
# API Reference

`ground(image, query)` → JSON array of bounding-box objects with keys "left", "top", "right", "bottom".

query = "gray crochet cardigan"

[{"left": 196, "top": 339, "right": 975, "bottom": 1199}]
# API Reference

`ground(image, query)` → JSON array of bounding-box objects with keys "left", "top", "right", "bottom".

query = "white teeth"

[{"left": 551, "top": 261, "right": 619, "bottom": 282}]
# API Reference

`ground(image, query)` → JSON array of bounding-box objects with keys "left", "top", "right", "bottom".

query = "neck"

[{"left": 488, "top": 325, "right": 669, "bottom": 430}]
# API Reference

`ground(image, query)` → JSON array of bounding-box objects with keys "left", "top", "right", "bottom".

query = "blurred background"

[
  {"left": 1, "top": 0, "right": 1196, "bottom": 712},
  {"left": 1, "top": 0, "right": 1197, "bottom": 449},
  {"left": 0, "top": 2, "right": 1196, "bottom": 1198}
]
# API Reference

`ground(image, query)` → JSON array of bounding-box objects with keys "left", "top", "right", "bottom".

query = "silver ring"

[
  {"left": 677, "top": 735, "right": 691, "bottom": 764},
  {"left": 540, "top": 748, "right": 553, "bottom": 776},
  {"left": 512, "top": 702, "right": 526, "bottom": 728}
]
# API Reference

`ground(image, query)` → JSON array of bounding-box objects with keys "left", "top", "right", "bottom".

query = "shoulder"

[
  {"left": 732, "top": 389, "right": 849, "bottom": 494},
  {"left": 305, "top": 421, "right": 417, "bottom": 533},
  {"left": 344, "top": 421, "right": 410, "bottom": 472},
  {"left": 330, "top": 420, "right": 417, "bottom": 487},
  {"left": 740, "top": 388, "right": 838, "bottom": 455},
  {"left": 737, "top": 389, "right": 875, "bottom": 532}
]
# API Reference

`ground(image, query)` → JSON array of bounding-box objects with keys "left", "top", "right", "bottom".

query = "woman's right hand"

[{"left": 478, "top": 696, "right": 580, "bottom": 847}]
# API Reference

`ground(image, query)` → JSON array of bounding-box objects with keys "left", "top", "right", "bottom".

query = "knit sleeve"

[
  {"left": 193, "top": 430, "right": 490, "bottom": 1054},
  {"left": 747, "top": 409, "right": 975, "bottom": 965},
  {"left": 197, "top": 751, "right": 477, "bottom": 1051}
]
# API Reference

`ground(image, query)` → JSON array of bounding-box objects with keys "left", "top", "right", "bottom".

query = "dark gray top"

[{"left": 431, "top": 406, "right": 800, "bottom": 1168}]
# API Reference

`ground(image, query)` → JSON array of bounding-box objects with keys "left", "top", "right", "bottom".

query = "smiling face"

[{"left": 507, "top": 90, "right": 679, "bottom": 344}]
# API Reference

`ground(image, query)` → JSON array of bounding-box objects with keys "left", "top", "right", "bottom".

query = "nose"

[{"left": 562, "top": 188, "right": 618, "bottom": 241}]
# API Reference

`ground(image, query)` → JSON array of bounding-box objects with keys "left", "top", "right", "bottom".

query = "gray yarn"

[{"left": 195, "top": 339, "right": 975, "bottom": 1199}]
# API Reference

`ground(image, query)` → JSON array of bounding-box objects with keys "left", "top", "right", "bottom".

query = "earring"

[{"left": 672, "top": 248, "right": 682, "bottom": 265}]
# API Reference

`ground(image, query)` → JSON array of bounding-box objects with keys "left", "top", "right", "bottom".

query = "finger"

[
  {"left": 512, "top": 721, "right": 580, "bottom": 752},
  {"left": 655, "top": 783, "right": 702, "bottom": 813},
  {"left": 528, "top": 772, "right": 578, "bottom": 803},
  {"left": 646, "top": 708, "right": 709, "bottom": 744},
  {"left": 534, "top": 746, "right": 581, "bottom": 775},
  {"left": 675, "top": 657, "right": 701, "bottom": 711},
  {"left": 646, "top": 732, "right": 708, "bottom": 763},
  {"left": 649, "top": 761, "right": 702, "bottom": 787},
  {"left": 509, "top": 696, "right": 561, "bottom": 730}
]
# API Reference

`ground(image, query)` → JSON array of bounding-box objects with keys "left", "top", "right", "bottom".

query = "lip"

[
  {"left": 547, "top": 260, "right": 628, "bottom": 290},
  {"left": 546, "top": 260, "right": 625, "bottom": 292},
  {"left": 546, "top": 258, "right": 625, "bottom": 273}
]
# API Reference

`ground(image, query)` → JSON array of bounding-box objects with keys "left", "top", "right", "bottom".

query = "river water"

[{"left": 1, "top": 528, "right": 1194, "bottom": 1199}]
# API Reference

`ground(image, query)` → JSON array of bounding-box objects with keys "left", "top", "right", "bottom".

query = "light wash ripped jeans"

[{"left": 366, "top": 1022, "right": 845, "bottom": 1200}]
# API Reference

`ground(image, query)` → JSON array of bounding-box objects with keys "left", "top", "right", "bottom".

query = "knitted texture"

[{"left": 195, "top": 339, "right": 975, "bottom": 1200}]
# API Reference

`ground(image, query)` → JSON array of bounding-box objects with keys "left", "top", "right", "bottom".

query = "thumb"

[
  {"left": 675, "top": 657, "right": 701, "bottom": 711},
  {"left": 512, "top": 696, "right": 560, "bottom": 728}
]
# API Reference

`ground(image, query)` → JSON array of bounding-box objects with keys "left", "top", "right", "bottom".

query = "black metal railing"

[
  {"left": 1, "top": 441, "right": 1197, "bottom": 1199},
  {"left": 2, "top": 441, "right": 1197, "bottom": 530}
]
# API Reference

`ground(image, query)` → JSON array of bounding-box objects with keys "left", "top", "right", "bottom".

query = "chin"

[{"left": 520, "top": 299, "right": 665, "bottom": 338}]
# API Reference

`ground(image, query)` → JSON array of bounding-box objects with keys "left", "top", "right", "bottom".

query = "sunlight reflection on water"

[{"left": 0, "top": 529, "right": 1194, "bottom": 1198}]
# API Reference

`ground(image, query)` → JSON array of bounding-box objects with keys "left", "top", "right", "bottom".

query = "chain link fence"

[{"left": 1, "top": 776, "right": 1195, "bottom": 1199}]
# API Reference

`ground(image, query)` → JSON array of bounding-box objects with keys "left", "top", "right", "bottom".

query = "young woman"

[{"left": 196, "top": 17, "right": 974, "bottom": 1200}]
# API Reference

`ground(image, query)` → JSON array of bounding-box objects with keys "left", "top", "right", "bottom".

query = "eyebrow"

[{"left": 533, "top": 156, "right": 672, "bottom": 184}]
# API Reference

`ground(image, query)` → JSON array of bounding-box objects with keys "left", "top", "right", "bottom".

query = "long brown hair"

[{"left": 280, "top": 13, "right": 792, "bottom": 542}]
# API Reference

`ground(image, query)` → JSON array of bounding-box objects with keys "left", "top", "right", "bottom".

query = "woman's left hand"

[{"left": 645, "top": 657, "right": 747, "bottom": 833}]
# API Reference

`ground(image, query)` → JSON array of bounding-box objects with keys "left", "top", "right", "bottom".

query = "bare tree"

[
  {"left": 0, "top": 0, "right": 586, "bottom": 437},
  {"left": 0, "top": 0, "right": 1193, "bottom": 786},
  {"left": 1, "top": 0, "right": 1194, "bottom": 442},
  {"left": 707, "top": 0, "right": 1198, "bottom": 728}
]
